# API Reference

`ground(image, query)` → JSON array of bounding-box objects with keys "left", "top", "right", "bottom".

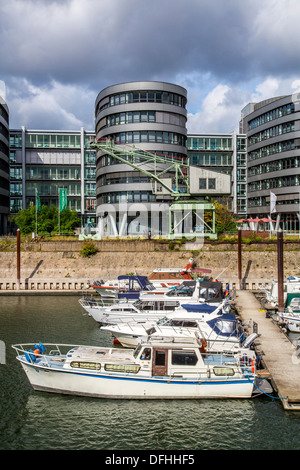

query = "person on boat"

[{"left": 141, "top": 348, "right": 151, "bottom": 360}]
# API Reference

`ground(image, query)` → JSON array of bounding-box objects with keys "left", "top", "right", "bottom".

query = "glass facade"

[
  {"left": 187, "top": 133, "right": 247, "bottom": 214},
  {"left": 242, "top": 94, "right": 300, "bottom": 231},
  {"left": 0, "top": 96, "right": 10, "bottom": 234},
  {"left": 9, "top": 128, "right": 96, "bottom": 228},
  {"left": 94, "top": 81, "right": 188, "bottom": 236}
]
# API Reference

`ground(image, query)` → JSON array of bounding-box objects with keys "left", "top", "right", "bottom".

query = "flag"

[
  {"left": 59, "top": 188, "right": 68, "bottom": 212},
  {"left": 224, "top": 283, "right": 230, "bottom": 296},
  {"left": 270, "top": 191, "right": 277, "bottom": 214},
  {"left": 36, "top": 188, "right": 41, "bottom": 211}
]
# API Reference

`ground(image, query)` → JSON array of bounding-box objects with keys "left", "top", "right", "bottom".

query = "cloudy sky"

[{"left": 1, "top": 0, "right": 300, "bottom": 133}]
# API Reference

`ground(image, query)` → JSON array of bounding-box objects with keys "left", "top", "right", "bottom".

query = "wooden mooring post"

[
  {"left": 17, "top": 229, "right": 20, "bottom": 290},
  {"left": 238, "top": 228, "right": 242, "bottom": 290}
]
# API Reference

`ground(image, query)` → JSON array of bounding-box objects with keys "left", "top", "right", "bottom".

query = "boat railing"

[
  {"left": 79, "top": 296, "right": 108, "bottom": 308},
  {"left": 12, "top": 343, "right": 76, "bottom": 365}
]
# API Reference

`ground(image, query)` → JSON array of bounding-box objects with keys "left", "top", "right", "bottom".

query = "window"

[
  {"left": 140, "top": 348, "right": 151, "bottom": 360},
  {"left": 172, "top": 350, "right": 198, "bottom": 366},
  {"left": 213, "top": 367, "right": 235, "bottom": 376},
  {"left": 104, "top": 363, "right": 140, "bottom": 373},
  {"left": 70, "top": 361, "right": 101, "bottom": 370},
  {"left": 208, "top": 178, "right": 216, "bottom": 190},
  {"left": 199, "top": 178, "right": 206, "bottom": 190},
  {"left": 155, "top": 350, "right": 166, "bottom": 366}
]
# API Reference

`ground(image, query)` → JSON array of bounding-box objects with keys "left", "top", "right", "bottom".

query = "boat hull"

[{"left": 19, "top": 360, "right": 253, "bottom": 399}]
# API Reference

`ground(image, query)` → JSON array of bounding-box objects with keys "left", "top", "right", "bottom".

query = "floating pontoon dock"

[{"left": 236, "top": 290, "right": 300, "bottom": 411}]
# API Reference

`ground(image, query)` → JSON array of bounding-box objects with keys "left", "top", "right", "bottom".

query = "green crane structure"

[{"left": 89, "top": 138, "right": 216, "bottom": 239}]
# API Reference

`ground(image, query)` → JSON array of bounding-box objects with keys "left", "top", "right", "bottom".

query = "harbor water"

[{"left": 1, "top": 294, "right": 300, "bottom": 450}]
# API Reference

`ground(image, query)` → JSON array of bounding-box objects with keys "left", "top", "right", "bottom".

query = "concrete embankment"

[{"left": 0, "top": 239, "right": 300, "bottom": 291}]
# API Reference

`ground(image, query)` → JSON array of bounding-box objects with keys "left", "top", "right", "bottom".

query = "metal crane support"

[
  {"left": 90, "top": 138, "right": 216, "bottom": 239},
  {"left": 90, "top": 138, "right": 190, "bottom": 198}
]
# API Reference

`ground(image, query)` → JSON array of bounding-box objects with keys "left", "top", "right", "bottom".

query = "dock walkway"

[{"left": 236, "top": 290, "right": 300, "bottom": 410}]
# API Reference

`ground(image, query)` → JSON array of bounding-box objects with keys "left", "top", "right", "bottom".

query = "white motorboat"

[
  {"left": 90, "top": 275, "right": 168, "bottom": 299},
  {"left": 79, "top": 279, "right": 227, "bottom": 325},
  {"left": 147, "top": 261, "right": 196, "bottom": 289},
  {"left": 90, "top": 261, "right": 198, "bottom": 297},
  {"left": 12, "top": 336, "right": 264, "bottom": 399},
  {"left": 101, "top": 312, "right": 252, "bottom": 351},
  {"left": 277, "top": 294, "right": 300, "bottom": 333},
  {"left": 262, "top": 276, "right": 300, "bottom": 308}
]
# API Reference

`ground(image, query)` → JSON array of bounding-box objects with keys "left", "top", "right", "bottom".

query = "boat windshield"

[
  {"left": 133, "top": 344, "right": 142, "bottom": 358},
  {"left": 156, "top": 316, "right": 168, "bottom": 325}
]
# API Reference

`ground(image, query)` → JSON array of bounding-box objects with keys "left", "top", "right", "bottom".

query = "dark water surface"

[{"left": 1, "top": 294, "right": 300, "bottom": 450}]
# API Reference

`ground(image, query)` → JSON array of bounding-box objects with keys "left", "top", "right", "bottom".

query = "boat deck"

[{"left": 235, "top": 290, "right": 300, "bottom": 410}]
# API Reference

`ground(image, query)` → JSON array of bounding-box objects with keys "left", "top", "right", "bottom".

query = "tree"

[
  {"left": 10, "top": 205, "right": 80, "bottom": 235},
  {"left": 205, "top": 200, "right": 237, "bottom": 234}
]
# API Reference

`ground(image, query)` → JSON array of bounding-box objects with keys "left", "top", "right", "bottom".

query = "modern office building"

[
  {"left": 241, "top": 93, "right": 300, "bottom": 231},
  {"left": 186, "top": 132, "right": 247, "bottom": 215},
  {"left": 0, "top": 95, "right": 10, "bottom": 235},
  {"left": 94, "top": 81, "right": 188, "bottom": 236},
  {"left": 9, "top": 128, "right": 96, "bottom": 229}
]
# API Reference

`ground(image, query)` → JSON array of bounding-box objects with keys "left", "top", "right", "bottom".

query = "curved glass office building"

[
  {"left": 0, "top": 96, "right": 9, "bottom": 235},
  {"left": 241, "top": 93, "right": 300, "bottom": 231},
  {"left": 95, "top": 81, "right": 187, "bottom": 236}
]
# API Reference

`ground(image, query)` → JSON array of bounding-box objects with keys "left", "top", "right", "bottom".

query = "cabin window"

[
  {"left": 70, "top": 361, "right": 101, "bottom": 370},
  {"left": 171, "top": 350, "right": 198, "bottom": 366},
  {"left": 155, "top": 350, "right": 166, "bottom": 366},
  {"left": 140, "top": 348, "right": 151, "bottom": 360},
  {"left": 104, "top": 364, "right": 140, "bottom": 373},
  {"left": 213, "top": 367, "right": 235, "bottom": 376}
]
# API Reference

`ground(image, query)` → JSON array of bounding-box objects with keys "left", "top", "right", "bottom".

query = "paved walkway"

[{"left": 235, "top": 290, "right": 300, "bottom": 410}]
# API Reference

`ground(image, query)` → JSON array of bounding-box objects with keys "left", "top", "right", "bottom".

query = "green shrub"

[{"left": 80, "top": 240, "right": 98, "bottom": 257}]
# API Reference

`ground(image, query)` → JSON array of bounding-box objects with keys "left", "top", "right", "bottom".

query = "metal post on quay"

[{"left": 277, "top": 229, "right": 284, "bottom": 313}]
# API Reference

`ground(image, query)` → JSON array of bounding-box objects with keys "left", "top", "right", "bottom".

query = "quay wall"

[{"left": 0, "top": 240, "right": 300, "bottom": 291}]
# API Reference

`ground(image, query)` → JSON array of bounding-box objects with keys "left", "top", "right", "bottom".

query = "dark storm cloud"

[
  {"left": 0, "top": 0, "right": 273, "bottom": 87},
  {"left": 1, "top": 0, "right": 300, "bottom": 130}
]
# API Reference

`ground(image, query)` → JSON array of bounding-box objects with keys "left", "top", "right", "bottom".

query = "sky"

[{"left": 1, "top": 0, "right": 300, "bottom": 133}]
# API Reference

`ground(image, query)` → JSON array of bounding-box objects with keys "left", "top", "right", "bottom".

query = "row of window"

[
  {"left": 199, "top": 178, "right": 216, "bottom": 190},
  {"left": 249, "top": 121, "right": 295, "bottom": 145},
  {"left": 0, "top": 122, "right": 9, "bottom": 141},
  {"left": 97, "top": 90, "right": 187, "bottom": 115},
  {"left": 97, "top": 110, "right": 186, "bottom": 133},
  {"left": 70, "top": 355, "right": 235, "bottom": 374},
  {"left": 248, "top": 103, "right": 295, "bottom": 130},
  {"left": 99, "top": 175, "right": 150, "bottom": 186},
  {"left": 10, "top": 197, "right": 95, "bottom": 213},
  {"left": 25, "top": 196, "right": 81, "bottom": 211},
  {"left": 0, "top": 104, "right": 9, "bottom": 124},
  {"left": 187, "top": 137, "right": 233, "bottom": 151},
  {"left": 99, "top": 191, "right": 156, "bottom": 204},
  {"left": 249, "top": 175, "right": 300, "bottom": 192},
  {"left": 98, "top": 151, "right": 186, "bottom": 168},
  {"left": 106, "top": 110, "right": 155, "bottom": 127},
  {"left": 249, "top": 157, "right": 299, "bottom": 176},
  {"left": 26, "top": 182, "right": 81, "bottom": 197},
  {"left": 189, "top": 153, "right": 233, "bottom": 167},
  {"left": 26, "top": 167, "right": 80, "bottom": 180},
  {"left": 106, "top": 130, "right": 186, "bottom": 146},
  {"left": 249, "top": 139, "right": 295, "bottom": 160},
  {"left": 25, "top": 134, "right": 82, "bottom": 149},
  {"left": 248, "top": 197, "right": 300, "bottom": 208}
]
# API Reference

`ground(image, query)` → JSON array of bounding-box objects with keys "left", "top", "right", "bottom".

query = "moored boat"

[
  {"left": 100, "top": 312, "right": 248, "bottom": 350},
  {"left": 12, "top": 336, "right": 262, "bottom": 399},
  {"left": 79, "top": 279, "right": 227, "bottom": 325}
]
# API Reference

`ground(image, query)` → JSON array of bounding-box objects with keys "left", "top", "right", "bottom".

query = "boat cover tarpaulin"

[
  {"left": 206, "top": 314, "right": 239, "bottom": 337},
  {"left": 181, "top": 304, "right": 217, "bottom": 313}
]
